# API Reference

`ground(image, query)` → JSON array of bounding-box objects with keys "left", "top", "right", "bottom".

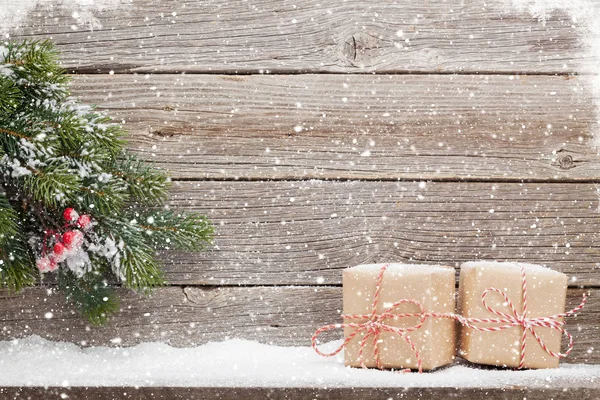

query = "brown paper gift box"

[
  {"left": 343, "top": 263, "right": 456, "bottom": 371},
  {"left": 458, "top": 261, "right": 568, "bottom": 369}
]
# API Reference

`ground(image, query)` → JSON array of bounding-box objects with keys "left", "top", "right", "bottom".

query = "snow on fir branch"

[{"left": 0, "top": 39, "right": 214, "bottom": 324}]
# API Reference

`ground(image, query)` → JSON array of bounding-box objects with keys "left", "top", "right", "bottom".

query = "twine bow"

[{"left": 311, "top": 264, "right": 587, "bottom": 372}]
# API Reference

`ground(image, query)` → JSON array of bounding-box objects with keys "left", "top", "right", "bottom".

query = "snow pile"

[
  {"left": 504, "top": 0, "right": 600, "bottom": 149},
  {"left": 0, "top": 336, "right": 598, "bottom": 388},
  {"left": 0, "top": 0, "right": 131, "bottom": 35}
]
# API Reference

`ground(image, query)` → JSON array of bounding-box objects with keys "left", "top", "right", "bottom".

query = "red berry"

[
  {"left": 62, "top": 231, "right": 75, "bottom": 247},
  {"left": 36, "top": 257, "right": 51, "bottom": 272},
  {"left": 63, "top": 208, "right": 79, "bottom": 222},
  {"left": 77, "top": 214, "right": 92, "bottom": 229},
  {"left": 53, "top": 242, "right": 66, "bottom": 256},
  {"left": 52, "top": 242, "right": 68, "bottom": 263},
  {"left": 62, "top": 230, "right": 84, "bottom": 249}
]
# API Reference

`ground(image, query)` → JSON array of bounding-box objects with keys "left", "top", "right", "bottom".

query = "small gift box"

[
  {"left": 340, "top": 263, "right": 456, "bottom": 371},
  {"left": 458, "top": 261, "right": 569, "bottom": 369}
]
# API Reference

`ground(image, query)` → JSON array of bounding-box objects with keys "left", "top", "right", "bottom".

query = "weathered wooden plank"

[
  {"left": 2, "top": 386, "right": 600, "bottom": 400},
  {"left": 158, "top": 180, "right": 600, "bottom": 285},
  {"left": 0, "top": 286, "right": 597, "bottom": 364},
  {"left": 13, "top": 0, "right": 592, "bottom": 74},
  {"left": 70, "top": 74, "right": 600, "bottom": 181}
]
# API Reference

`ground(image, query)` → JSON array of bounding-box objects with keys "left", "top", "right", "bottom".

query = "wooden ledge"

[{"left": 2, "top": 385, "right": 599, "bottom": 400}]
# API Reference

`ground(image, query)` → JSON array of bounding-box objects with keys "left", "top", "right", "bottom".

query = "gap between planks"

[
  {"left": 168, "top": 177, "right": 600, "bottom": 184},
  {"left": 67, "top": 70, "right": 587, "bottom": 76}
]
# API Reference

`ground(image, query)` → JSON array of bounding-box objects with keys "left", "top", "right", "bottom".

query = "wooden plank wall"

[{"left": 4, "top": 0, "right": 600, "bottom": 368}]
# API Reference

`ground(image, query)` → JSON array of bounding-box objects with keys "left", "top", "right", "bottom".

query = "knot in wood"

[
  {"left": 341, "top": 32, "right": 382, "bottom": 66},
  {"left": 557, "top": 154, "right": 575, "bottom": 170},
  {"left": 152, "top": 129, "right": 175, "bottom": 138}
]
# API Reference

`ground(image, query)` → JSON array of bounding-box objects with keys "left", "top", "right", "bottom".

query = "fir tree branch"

[
  {"left": 119, "top": 241, "right": 165, "bottom": 292},
  {"left": 0, "top": 77, "right": 22, "bottom": 114},
  {"left": 57, "top": 268, "right": 119, "bottom": 325},
  {"left": 78, "top": 177, "right": 127, "bottom": 214},
  {"left": 112, "top": 153, "right": 169, "bottom": 205},
  {"left": 2, "top": 40, "right": 69, "bottom": 102},
  {"left": 0, "top": 194, "right": 36, "bottom": 290},
  {"left": 54, "top": 105, "right": 125, "bottom": 162},
  {"left": 0, "top": 127, "right": 30, "bottom": 141},
  {"left": 0, "top": 239, "right": 37, "bottom": 291},
  {"left": 0, "top": 39, "right": 213, "bottom": 322},
  {"left": 135, "top": 210, "right": 214, "bottom": 252},
  {"left": 0, "top": 192, "right": 18, "bottom": 244},
  {"left": 93, "top": 217, "right": 166, "bottom": 292},
  {"left": 22, "top": 161, "right": 80, "bottom": 208}
]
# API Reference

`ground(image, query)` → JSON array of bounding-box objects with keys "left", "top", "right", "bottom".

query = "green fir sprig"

[{"left": 0, "top": 39, "right": 213, "bottom": 323}]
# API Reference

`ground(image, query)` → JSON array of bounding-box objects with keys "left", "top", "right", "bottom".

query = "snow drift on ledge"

[{"left": 0, "top": 336, "right": 598, "bottom": 388}]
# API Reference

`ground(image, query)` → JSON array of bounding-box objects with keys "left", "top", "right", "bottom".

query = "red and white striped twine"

[{"left": 311, "top": 264, "right": 587, "bottom": 373}]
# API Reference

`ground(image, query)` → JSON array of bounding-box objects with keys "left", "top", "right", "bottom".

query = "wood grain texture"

[
  {"left": 2, "top": 386, "right": 600, "bottom": 400},
  {"left": 13, "top": 0, "right": 593, "bottom": 74},
  {"left": 156, "top": 180, "right": 600, "bottom": 285},
  {"left": 70, "top": 74, "right": 600, "bottom": 181},
  {"left": 6, "top": 0, "right": 600, "bottom": 395},
  {"left": 0, "top": 286, "right": 596, "bottom": 363}
]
